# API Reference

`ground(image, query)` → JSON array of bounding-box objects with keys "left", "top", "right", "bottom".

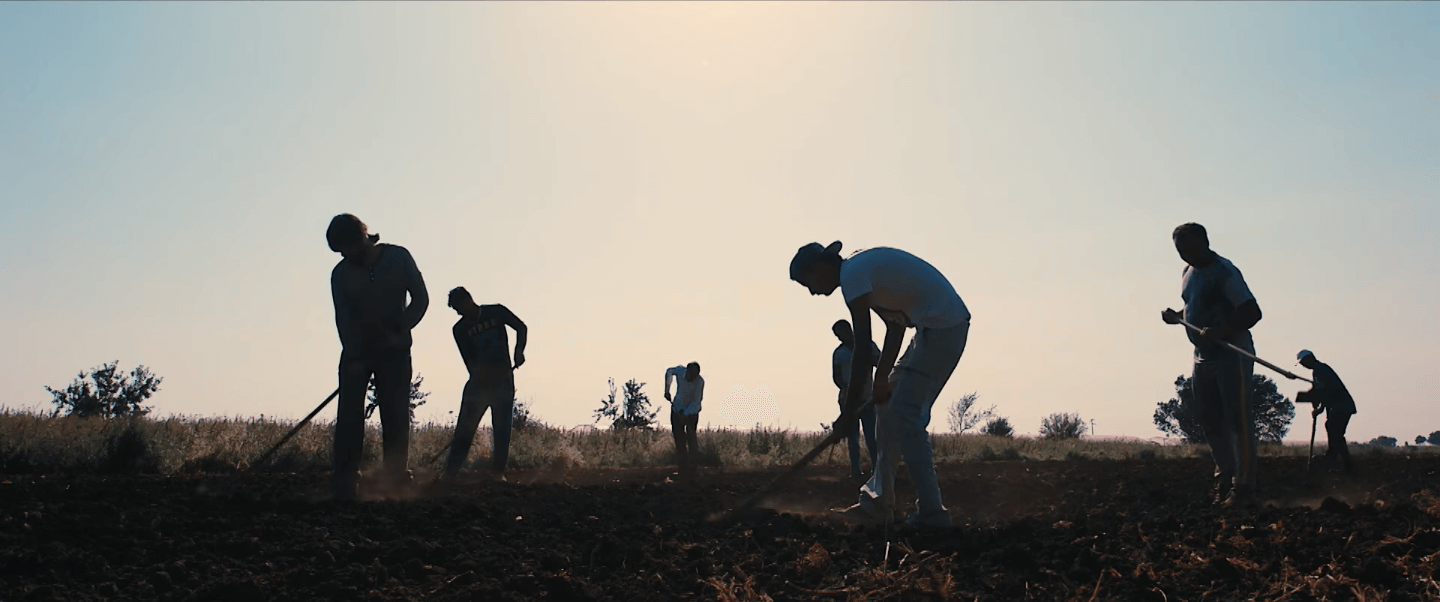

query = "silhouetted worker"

[
  {"left": 443, "top": 287, "right": 528, "bottom": 479},
  {"left": 1161, "top": 222, "right": 1262, "bottom": 506},
  {"left": 327, "top": 214, "right": 429, "bottom": 500},
  {"left": 832, "top": 319, "right": 879, "bottom": 479},
  {"left": 791, "top": 242, "right": 971, "bottom": 529},
  {"left": 1296, "top": 349, "right": 1356, "bottom": 473},
  {"left": 664, "top": 362, "right": 704, "bottom": 475}
]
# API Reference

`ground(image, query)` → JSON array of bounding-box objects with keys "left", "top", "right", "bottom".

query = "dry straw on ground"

[{"left": 2, "top": 410, "right": 1428, "bottom": 475}]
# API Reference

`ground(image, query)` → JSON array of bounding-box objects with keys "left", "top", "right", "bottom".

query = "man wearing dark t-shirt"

[
  {"left": 327, "top": 214, "right": 429, "bottom": 500},
  {"left": 444, "top": 287, "right": 528, "bottom": 478}
]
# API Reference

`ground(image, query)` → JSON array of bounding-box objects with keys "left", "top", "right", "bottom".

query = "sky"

[{"left": 2, "top": 2, "right": 1437, "bottom": 442}]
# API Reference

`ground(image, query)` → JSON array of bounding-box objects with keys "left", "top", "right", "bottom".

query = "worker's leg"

[
  {"left": 333, "top": 354, "right": 373, "bottom": 498},
  {"left": 844, "top": 391, "right": 863, "bottom": 477},
  {"left": 1327, "top": 414, "right": 1353, "bottom": 472},
  {"left": 488, "top": 381, "right": 516, "bottom": 473},
  {"left": 444, "top": 377, "right": 488, "bottom": 477},
  {"left": 671, "top": 411, "right": 690, "bottom": 473},
  {"left": 859, "top": 404, "right": 878, "bottom": 472},
  {"left": 373, "top": 351, "right": 413, "bottom": 485},
  {"left": 684, "top": 413, "right": 701, "bottom": 471},
  {"left": 1191, "top": 360, "right": 1237, "bottom": 495},
  {"left": 889, "top": 322, "right": 967, "bottom": 525}
]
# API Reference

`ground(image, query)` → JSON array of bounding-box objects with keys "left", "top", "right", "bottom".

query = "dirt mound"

[{"left": 3, "top": 456, "right": 1438, "bottom": 600}]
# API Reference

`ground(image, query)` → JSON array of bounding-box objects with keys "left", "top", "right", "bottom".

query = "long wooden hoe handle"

[
  {"left": 1177, "top": 319, "right": 1313, "bottom": 384},
  {"left": 250, "top": 388, "right": 340, "bottom": 470}
]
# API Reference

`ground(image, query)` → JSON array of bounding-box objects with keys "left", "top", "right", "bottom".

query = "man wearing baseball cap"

[
  {"left": 1295, "top": 350, "right": 1356, "bottom": 473},
  {"left": 790, "top": 241, "right": 971, "bottom": 529},
  {"left": 327, "top": 213, "right": 429, "bottom": 500}
]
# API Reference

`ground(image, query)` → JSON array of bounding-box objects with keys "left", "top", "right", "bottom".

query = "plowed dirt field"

[{"left": 4, "top": 456, "right": 1439, "bottom": 601}]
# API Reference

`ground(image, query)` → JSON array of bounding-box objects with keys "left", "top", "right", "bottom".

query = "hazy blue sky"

[{"left": 2, "top": 3, "right": 1436, "bottom": 442}]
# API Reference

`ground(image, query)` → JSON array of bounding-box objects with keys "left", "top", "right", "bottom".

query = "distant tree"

[
  {"left": 946, "top": 392, "right": 994, "bottom": 434},
  {"left": 980, "top": 416, "right": 1015, "bottom": 438},
  {"left": 45, "top": 361, "right": 162, "bottom": 418},
  {"left": 1429, "top": 431, "right": 1440, "bottom": 445},
  {"left": 365, "top": 374, "right": 429, "bottom": 421},
  {"left": 1153, "top": 376, "right": 1205, "bottom": 443},
  {"left": 593, "top": 378, "right": 658, "bottom": 430},
  {"left": 1417, "top": 435, "right": 1427, "bottom": 445},
  {"left": 1369, "top": 436, "right": 1398, "bottom": 448},
  {"left": 1040, "top": 413, "right": 1087, "bottom": 440},
  {"left": 1154, "top": 373, "right": 1296, "bottom": 443}
]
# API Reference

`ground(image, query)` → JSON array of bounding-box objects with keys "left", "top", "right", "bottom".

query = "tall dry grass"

[{"left": 0, "top": 409, "right": 1431, "bottom": 475}]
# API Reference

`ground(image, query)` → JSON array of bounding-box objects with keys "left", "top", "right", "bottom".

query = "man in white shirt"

[
  {"left": 664, "top": 362, "right": 705, "bottom": 475},
  {"left": 1161, "top": 222, "right": 1263, "bottom": 506},
  {"left": 832, "top": 319, "right": 879, "bottom": 479},
  {"left": 791, "top": 241, "right": 971, "bottom": 528}
]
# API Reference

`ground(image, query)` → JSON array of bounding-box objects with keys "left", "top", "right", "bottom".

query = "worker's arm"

[
  {"left": 1201, "top": 299, "right": 1261, "bottom": 342},
  {"left": 871, "top": 322, "right": 906, "bottom": 405},
  {"left": 400, "top": 248, "right": 429, "bottom": 331},
  {"left": 500, "top": 305, "right": 528, "bottom": 369},
  {"left": 832, "top": 359, "right": 847, "bottom": 391},
  {"left": 844, "top": 296, "right": 875, "bottom": 414},
  {"left": 332, "top": 272, "right": 355, "bottom": 351},
  {"left": 664, "top": 367, "right": 679, "bottom": 402}
]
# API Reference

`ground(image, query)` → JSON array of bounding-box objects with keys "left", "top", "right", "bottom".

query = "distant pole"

[{"left": 1091, "top": 419, "right": 1096, "bottom": 437}]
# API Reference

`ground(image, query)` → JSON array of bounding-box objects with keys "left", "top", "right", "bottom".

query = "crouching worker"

[
  {"left": 832, "top": 319, "right": 879, "bottom": 479},
  {"left": 791, "top": 241, "right": 971, "bottom": 529},
  {"left": 443, "top": 287, "right": 527, "bottom": 479},
  {"left": 665, "top": 362, "right": 705, "bottom": 475},
  {"left": 1296, "top": 349, "right": 1356, "bottom": 473},
  {"left": 328, "top": 214, "right": 429, "bottom": 500}
]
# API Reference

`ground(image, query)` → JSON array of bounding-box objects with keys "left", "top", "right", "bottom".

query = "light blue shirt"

[{"left": 665, "top": 366, "right": 705, "bottom": 416}]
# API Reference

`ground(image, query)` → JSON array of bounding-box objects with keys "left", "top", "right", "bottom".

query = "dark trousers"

[
  {"left": 839, "top": 392, "right": 877, "bottom": 477},
  {"left": 335, "top": 349, "right": 412, "bottom": 483},
  {"left": 671, "top": 412, "right": 700, "bottom": 472},
  {"left": 445, "top": 376, "right": 515, "bottom": 476},
  {"left": 1191, "top": 355, "right": 1257, "bottom": 491},
  {"left": 1325, "top": 413, "right": 1353, "bottom": 470}
]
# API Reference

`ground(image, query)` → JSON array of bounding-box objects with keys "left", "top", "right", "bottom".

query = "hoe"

[{"left": 250, "top": 388, "right": 339, "bottom": 470}]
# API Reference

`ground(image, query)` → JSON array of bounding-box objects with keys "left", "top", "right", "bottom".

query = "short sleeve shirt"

[
  {"left": 839, "top": 248, "right": 970, "bottom": 330},
  {"left": 833, "top": 340, "right": 882, "bottom": 391},
  {"left": 453, "top": 305, "right": 515, "bottom": 377},
  {"left": 1180, "top": 253, "right": 1256, "bottom": 361}
]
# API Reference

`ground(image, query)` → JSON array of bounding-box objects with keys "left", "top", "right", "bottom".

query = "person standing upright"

[
  {"left": 832, "top": 319, "right": 880, "bottom": 479},
  {"left": 664, "top": 362, "right": 704, "bottom": 475},
  {"left": 327, "top": 214, "right": 429, "bottom": 500},
  {"left": 1296, "top": 349, "right": 1356, "bottom": 473},
  {"left": 443, "top": 287, "right": 528, "bottom": 480},
  {"left": 791, "top": 241, "right": 971, "bottom": 529},
  {"left": 1161, "top": 222, "right": 1263, "bottom": 506}
]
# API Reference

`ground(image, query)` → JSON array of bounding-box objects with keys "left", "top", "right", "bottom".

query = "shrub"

[
  {"left": 45, "top": 361, "right": 162, "bottom": 419},
  {"left": 1040, "top": 413, "right": 1087, "bottom": 440},
  {"left": 980, "top": 417, "right": 1014, "bottom": 438},
  {"left": 593, "top": 378, "right": 658, "bottom": 430},
  {"left": 1368, "top": 436, "right": 1398, "bottom": 448},
  {"left": 364, "top": 373, "right": 429, "bottom": 421}
]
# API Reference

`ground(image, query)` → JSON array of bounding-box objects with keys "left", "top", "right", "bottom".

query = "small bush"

[
  {"left": 1040, "top": 413, "right": 1087, "bottom": 440},
  {"left": 980, "top": 417, "right": 1014, "bottom": 438},
  {"left": 45, "top": 361, "right": 162, "bottom": 419}
]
